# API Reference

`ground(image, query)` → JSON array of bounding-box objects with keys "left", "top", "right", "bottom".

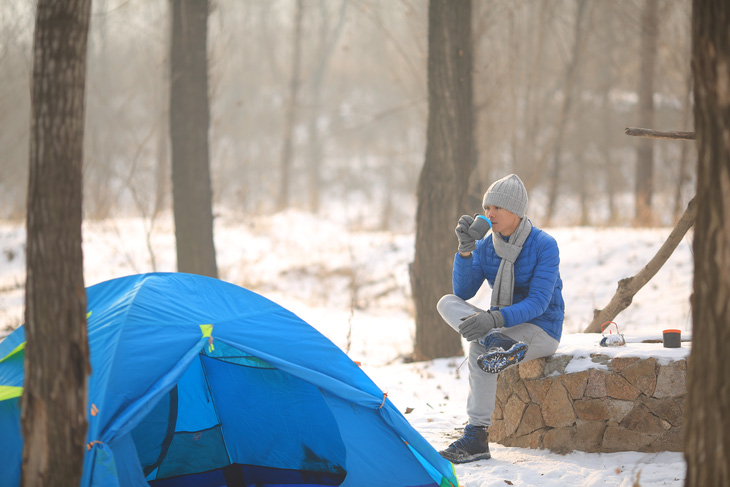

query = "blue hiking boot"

[
  {"left": 439, "top": 424, "right": 491, "bottom": 463},
  {"left": 477, "top": 332, "right": 527, "bottom": 373}
]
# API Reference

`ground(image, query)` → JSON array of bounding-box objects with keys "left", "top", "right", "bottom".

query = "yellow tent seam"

[
  {"left": 200, "top": 324, "right": 213, "bottom": 338},
  {"left": 0, "top": 342, "right": 25, "bottom": 364},
  {"left": 200, "top": 324, "right": 214, "bottom": 352},
  {"left": 0, "top": 385, "right": 22, "bottom": 402}
]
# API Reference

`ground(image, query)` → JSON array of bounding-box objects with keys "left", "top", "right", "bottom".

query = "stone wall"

[{"left": 489, "top": 353, "right": 686, "bottom": 453}]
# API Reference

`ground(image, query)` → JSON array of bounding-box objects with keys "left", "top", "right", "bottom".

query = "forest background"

[
  {"left": 0, "top": 0, "right": 693, "bottom": 228},
  {"left": 4, "top": 1, "right": 724, "bottom": 485}
]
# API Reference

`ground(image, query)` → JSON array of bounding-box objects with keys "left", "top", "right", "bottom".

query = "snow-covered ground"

[{"left": 0, "top": 210, "right": 692, "bottom": 486}]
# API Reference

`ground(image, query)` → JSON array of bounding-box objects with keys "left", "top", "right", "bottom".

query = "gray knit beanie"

[{"left": 482, "top": 174, "right": 528, "bottom": 218}]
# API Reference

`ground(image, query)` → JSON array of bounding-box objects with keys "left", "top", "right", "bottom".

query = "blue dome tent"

[{"left": 0, "top": 273, "right": 458, "bottom": 487}]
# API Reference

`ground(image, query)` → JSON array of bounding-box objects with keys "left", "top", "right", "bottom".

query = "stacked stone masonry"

[{"left": 490, "top": 353, "right": 686, "bottom": 453}]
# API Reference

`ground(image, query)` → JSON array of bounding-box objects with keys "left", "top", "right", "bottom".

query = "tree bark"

[
  {"left": 278, "top": 0, "right": 304, "bottom": 211},
  {"left": 634, "top": 0, "right": 659, "bottom": 224},
  {"left": 625, "top": 127, "right": 695, "bottom": 140},
  {"left": 584, "top": 197, "right": 696, "bottom": 333},
  {"left": 22, "top": 1, "right": 91, "bottom": 485},
  {"left": 412, "top": 0, "right": 474, "bottom": 361},
  {"left": 170, "top": 0, "right": 218, "bottom": 278},
  {"left": 685, "top": 1, "right": 730, "bottom": 484}
]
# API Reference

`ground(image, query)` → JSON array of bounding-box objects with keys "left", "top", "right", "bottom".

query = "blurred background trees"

[{"left": 0, "top": 0, "right": 694, "bottom": 229}]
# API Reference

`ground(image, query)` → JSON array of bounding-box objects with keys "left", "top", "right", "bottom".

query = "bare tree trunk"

[
  {"left": 507, "top": 8, "right": 519, "bottom": 176},
  {"left": 601, "top": 101, "right": 619, "bottom": 224},
  {"left": 673, "top": 72, "right": 694, "bottom": 222},
  {"left": 412, "top": 0, "right": 474, "bottom": 361},
  {"left": 22, "top": 1, "right": 91, "bottom": 485},
  {"left": 685, "top": 1, "right": 730, "bottom": 484},
  {"left": 577, "top": 148, "right": 590, "bottom": 226},
  {"left": 596, "top": 8, "right": 619, "bottom": 225},
  {"left": 278, "top": 0, "right": 304, "bottom": 211},
  {"left": 170, "top": 0, "right": 218, "bottom": 278},
  {"left": 380, "top": 159, "right": 394, "bottom": 231},
  {"left": 307, "top": 0, "right": 348, "bottom": 214},
  {"left": 634, "top": 0, "right": 659, "bottom": 224},
  {"left": 584, "top": 197, "right": 696, "bottom": 333},
  {"left": 544, "top": 0, "right": 589, "bottom": 227},
  {"left": 85, "top": 0, "right": 110, "bottom": 221},
  {"left": 519, "top": 1, "right": 550, "bottom": 190},
  {"left": 155, "top": 2, "right": 171, "bottom": 219}
]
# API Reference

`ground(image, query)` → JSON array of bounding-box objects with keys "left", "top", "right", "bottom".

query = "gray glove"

[
  {"left": 455, "top": 215, "right": 476, "bottom": 253},
  {"left": 458, "top": 310, "right": 505, "bottom": 341}
]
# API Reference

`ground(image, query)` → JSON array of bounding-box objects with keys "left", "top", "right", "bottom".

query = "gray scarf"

[{"left": 491, "top": 217, "right": 533, "bottom": 309}]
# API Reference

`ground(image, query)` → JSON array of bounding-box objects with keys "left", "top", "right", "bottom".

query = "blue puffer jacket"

[{"left": 452, "top": 223, "right": 564, "bottom": 341}]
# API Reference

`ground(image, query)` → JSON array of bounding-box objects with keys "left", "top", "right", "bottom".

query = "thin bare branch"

[
  {"left": 625, "top": 127, "right": 695, "bottom": 140},
  {"left": 584, "top": 197, "right": 696, "bottom": 333}
]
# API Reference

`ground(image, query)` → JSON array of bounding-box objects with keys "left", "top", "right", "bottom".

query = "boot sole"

[
  {"left": 477, "top": 343, "right": 527, "bottom": 373},
  {"left": 439, "top": 449, "right": 492, "bottom": 463}
]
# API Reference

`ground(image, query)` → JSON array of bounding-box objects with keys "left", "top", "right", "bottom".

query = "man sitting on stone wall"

[{"left": 437, "top": 173, "right": 565, "bottom": 463}]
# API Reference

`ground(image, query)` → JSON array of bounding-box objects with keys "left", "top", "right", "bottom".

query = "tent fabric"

[{"left": 0, "top": 272, "right": 458, "bottom": 487}]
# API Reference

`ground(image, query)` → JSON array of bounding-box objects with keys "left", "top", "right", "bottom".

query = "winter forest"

[
  {"left": 1, "top": 0, "right": 693, "bottom": 227},
  {"left": 5, "top": 0, "right": 730, "bottom": 486}
]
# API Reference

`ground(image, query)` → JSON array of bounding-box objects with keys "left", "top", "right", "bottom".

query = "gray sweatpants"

[{"left": 437, "top": 294, "right": 559, "bottom": 427}]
